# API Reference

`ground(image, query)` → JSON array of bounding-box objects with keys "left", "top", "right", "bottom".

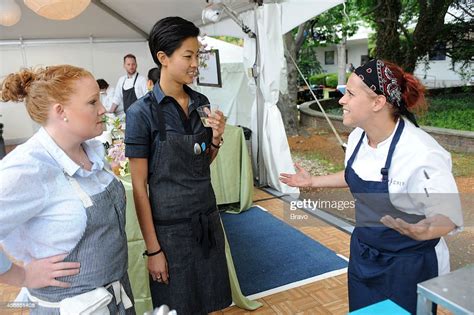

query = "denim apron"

[
  {"left": 123, "top": 73, "right": 139, "bottom": 113},
  {"left": 147, "top": 92, "right": 231, "bottom": 314},
  {"left": 28, "top": 173, "right": 135, "bottom": 314},
  {"left": 345, "top": 119, "right": 439, "bottom": 314}
]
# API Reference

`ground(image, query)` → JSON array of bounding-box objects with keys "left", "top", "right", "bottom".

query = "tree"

[
  {"left": 276, "top": 26, "right": 306, "bottom": 136},
  {"left": 278, "top": 0, "right": 472, "bottom": 135},
  {"left": 355, "top": 0, "right": 473, "bottom": 73},
  {"left": 436, "top": 1, "right": 474, "bottom": 78},
  {"left": 278, "top": 3, "right": 360, "bottom": 135}
]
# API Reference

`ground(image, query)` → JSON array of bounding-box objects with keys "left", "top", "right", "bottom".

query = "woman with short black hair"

[{"left": 125, "top": 17, "right": 231, "bottom": 314}]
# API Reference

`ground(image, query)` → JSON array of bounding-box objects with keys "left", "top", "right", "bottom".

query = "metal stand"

[{"left": 417, "top": 264, "right": 474, "bottom": 314}]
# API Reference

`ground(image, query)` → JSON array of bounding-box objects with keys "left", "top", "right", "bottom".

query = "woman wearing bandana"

[{"left": 281, "top": 59, "right": 463, "bottom": 313}]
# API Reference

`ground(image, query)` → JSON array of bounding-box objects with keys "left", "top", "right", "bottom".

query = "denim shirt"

[{"left": 125, "top": 83, "right": 210, "bottom": 159}]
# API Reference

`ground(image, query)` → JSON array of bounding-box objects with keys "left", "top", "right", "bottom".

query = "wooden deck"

[{"left": 0, "top": 187, "right": 452, "bottom": 314}]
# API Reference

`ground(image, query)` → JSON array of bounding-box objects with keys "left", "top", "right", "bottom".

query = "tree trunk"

[
  {"left": 372, "top": 0, "right": 454, "bottom": 72},
  {"left": 277, "top": 31, "right": 299, "bottom": 136},
  {"left": 374, "top": 0, "right": 403, "bottom": 64},
  {"left": 403, "top": 0, "right": 452, "bottom": 72},
  {"left": 337, "top": 37, "right": 347, "bottom": 85}
]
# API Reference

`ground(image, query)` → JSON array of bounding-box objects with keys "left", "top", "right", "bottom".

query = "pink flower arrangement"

[{"left": 106, "top": 142, "right": 129, "bottom": 177}]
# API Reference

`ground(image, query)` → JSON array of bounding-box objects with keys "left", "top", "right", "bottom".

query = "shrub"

[
  {"left": 325, "top": 74, "right": 338, "bottom": 88},
  {"left": 309, "top": 72, "right": 353, "bottom": 88},
  {"left": 309, "top": 73, "right": 327, "bottom": 86}
]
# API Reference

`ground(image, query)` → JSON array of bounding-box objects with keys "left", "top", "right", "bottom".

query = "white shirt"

[
  {"left": 112, "top": 72, "right": 148, "bottom": 115},
  {"left": 100, "top": 86, "right": 115, "bottom": 112},
  {"left": 0, "top": 128, "right": 114, "bottom": 264},
  {"left": 345, "top": 118, "right": 464, "bottom": 275}
]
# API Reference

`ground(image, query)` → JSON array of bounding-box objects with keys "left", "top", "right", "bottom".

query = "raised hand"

[
  {"left": 205, "top": 108, "right": 225, "bottom": 141},
  {"left": 380, "top": 214, "right": 455, "bottom": 241},
  {"left": 280, "top": 163, "right": 312, "bottom": 188}
]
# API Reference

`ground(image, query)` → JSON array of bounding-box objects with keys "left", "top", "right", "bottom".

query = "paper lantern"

[
  {"left": 0, "top": 0, "right": 22, "bottom": 26},
  {"left": 24, "top": 0, "right": 90, "bottom": 20}
]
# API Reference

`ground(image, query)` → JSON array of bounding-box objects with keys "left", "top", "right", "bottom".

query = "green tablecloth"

[
  {"left": 122, "top": 127, "right": 260, "bottom": 314},
  {"left": 210, "top": 124, "right": 253, "bottom": 213},
  {"left": 123, "top": 179, "right": 153, "bottom": 315}
]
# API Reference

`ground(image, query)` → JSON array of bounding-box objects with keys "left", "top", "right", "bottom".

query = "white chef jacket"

[
  {"left": 112, "top": 72, "right": 147, "bottom": 115},
  {"left": 100, "top": 86, "right": 115, "bottom": 112},
  {"left": 345, "top": 117, "right": 464, "bottom": 275}
]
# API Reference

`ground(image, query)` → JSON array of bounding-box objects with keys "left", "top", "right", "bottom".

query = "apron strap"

[
  {"left": 346, "top": 131, "right": 366, "bottom": 168},
  {"left": 346, "top": 120, "right": 405, "bottom": 181},
  {"left": 132, "top": 73, "right": 139, "bottom": 86},
  {"left": 26, "top": 281, "right": 132, "bottom": 310},
  {"left": 106, "top": 280, "right": 133, "bottom": 309},
  {"left": 149, "top": 91, "right": 167, "bottom": 141},
  {"left": 380, "top": 119, "right": 405, "bottom": 180},
  {"left": 65, "top": 173, "right": 94, "bottom": 208},
  {"left": 122, "top": 73, "right": 139, "bottom": 90},
  {"left": 26, "top": 290, "right": 61, "bottom": 308}
]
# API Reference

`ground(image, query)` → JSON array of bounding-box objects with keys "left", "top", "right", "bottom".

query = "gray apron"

[
  {"left": 28, "top": 173, "right": 135, "bottom": 315},
  {"left": 148, "top": 92, "right": 231, "bottom": 314}
]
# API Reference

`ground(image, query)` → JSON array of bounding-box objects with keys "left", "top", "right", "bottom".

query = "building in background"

[{"left": 314, "top": 26, "right": 472, "bottom": 88}]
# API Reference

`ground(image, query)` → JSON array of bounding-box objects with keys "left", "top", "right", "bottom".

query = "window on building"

[
  {"left": 429, "top": 42, "right": 446, "bottom": 61},
  {"left": 325, "top": 51, "right": 335, "bottom": 65}
]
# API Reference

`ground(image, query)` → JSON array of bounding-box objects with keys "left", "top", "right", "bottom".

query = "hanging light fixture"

[
  {"left": 202, "top": 0, "right": 256, "bottom": 38},
  {"left": 23, "top": 0, "right": 91, "bottom": 20},
  {"left": 0, "top": 0, "right": 22, "bottom": 26}
]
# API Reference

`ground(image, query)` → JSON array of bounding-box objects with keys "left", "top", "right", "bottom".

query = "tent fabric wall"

[
  {"left": 1, "top": 0, "right": 344, "bottom": 194},
  {"left": 194, "top": 63, "right": 254, "bottom": 128},
  {"left": 253, "top": 3, "right": 299, "bottom": 194},
  {"left": 0, "top": 40, "right": 156, "bottom": 143},
  {"left": 1, "top": 40, "right": 155, "bottom": 88},
  {"left": 193, "top": 36, "right": 254, "bottom": 128}
]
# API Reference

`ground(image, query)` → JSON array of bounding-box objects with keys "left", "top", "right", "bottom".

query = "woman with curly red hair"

[
  {"left": 281, "top": 59, "right": 463, "bottom": 313},
  {"left": 0, "top": 65, "right": 134, "bottom": 314}
]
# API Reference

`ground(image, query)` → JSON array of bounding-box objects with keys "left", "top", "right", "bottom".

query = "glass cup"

[{"left": 196, "top": 104, "right": 219, "bottom": 127}]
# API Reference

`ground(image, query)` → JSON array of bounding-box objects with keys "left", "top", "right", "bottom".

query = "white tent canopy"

[{"left": 1, "top": 0, "right": 343, "bottom": 194}]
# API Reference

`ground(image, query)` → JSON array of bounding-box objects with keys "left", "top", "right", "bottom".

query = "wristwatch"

[{"left": 210, "top": 137, "right": 224, "bottom": 149}]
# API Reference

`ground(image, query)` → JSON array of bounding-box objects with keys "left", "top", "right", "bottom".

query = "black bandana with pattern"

[
  {"left": 354, "top": 59, "right": 402, "bottom": 106},
  {"left": 354, "top": 59, "right": 419, "bottom": 127}
]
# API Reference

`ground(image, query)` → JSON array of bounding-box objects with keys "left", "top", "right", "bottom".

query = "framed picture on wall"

[{"left": 197, "top": 49, "right": 222, "bottom": 87}]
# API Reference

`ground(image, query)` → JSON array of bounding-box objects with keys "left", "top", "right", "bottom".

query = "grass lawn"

[{"left": 419, "top": 93, "right": 473, "bottom": 131}]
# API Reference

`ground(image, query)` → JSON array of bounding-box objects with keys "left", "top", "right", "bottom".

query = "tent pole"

[
  {"left": 254, "top": 6, "right": 267, "bottom": 187},
  {"left": 90, "top": 0, "right": 148, "bottom": 39}
]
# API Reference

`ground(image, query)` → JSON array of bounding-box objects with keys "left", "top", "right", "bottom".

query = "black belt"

[{"left": 153, "top": 208, "right": 217, "bottom": 259}]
